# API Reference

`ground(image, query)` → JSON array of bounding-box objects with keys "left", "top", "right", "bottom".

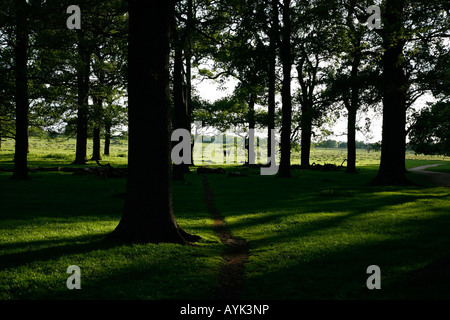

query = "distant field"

[
  {"left": 0, "top": 137, "right": 129, "bottom": 168},
  {"left": 1, "top": 137, "right": 449, "bottom": 169}
]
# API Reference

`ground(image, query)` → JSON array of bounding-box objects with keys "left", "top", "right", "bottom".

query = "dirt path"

[
  {"left": 409, "top": 164, "right": 450, "bottom": 187},
  {"left": 201, "top": 176, "right": 249, "bottom": 300}
]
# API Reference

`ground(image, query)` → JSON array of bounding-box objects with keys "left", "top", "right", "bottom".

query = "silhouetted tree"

[{"left": 109, "top": 0, "right": 200, "bottom": 244}]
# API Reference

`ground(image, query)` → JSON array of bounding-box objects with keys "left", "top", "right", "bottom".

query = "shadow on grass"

[
  {"left": 232, "top": 201, "right": 450, "bottom": 300},
  {"left": 0, "top": 234, "right": 120, "bottom": 270},
  {"left": 202, "top": 170, "right": 450, "bottom": 299}
]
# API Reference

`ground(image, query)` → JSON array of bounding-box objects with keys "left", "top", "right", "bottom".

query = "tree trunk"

[
  {"left": 371, "top": 0, "right": 411, "bottom": 186},
  {"left": 172, "top": 28, "right": 190, "bottom": 180},
  {"left": 346, "top": 104, "right": 357, "bottom": 173},
  {"left": 92, "top": 126, "right": 102, "bottom": 161},
  {"left": 300, "top": 103, "right": 312, "bottom": 168},
  {"left": 104, "top": 122, "right": 111, "bottom": 156},
  {"left": 11, "top": 0, "right": 29, "bottom": 180},
  {"left": 267, "top": 5, "right": 277, "bottom": 162},
  {"left": 73, "top": 31, "right": 90, "bottom": 165},
  {"left": 91, "top": 96, "right": 103, "bottom": 161},
  {"left": 109, "top": 0, "right": 198, "bottom": 244},
  {"left": 246, "top": 95, "right": 256, "bottom": 165},
  {"left": 346, "top": 52, "right": 361, "bottom": 173},
  {"left": 345, "top": 4, "right": 361, "bottom": 174},
  {"left": 278, "top": 0, "right": 292, "bottom": 178}
]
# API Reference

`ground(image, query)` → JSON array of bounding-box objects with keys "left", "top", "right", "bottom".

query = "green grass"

[
  {"left": 0, "top": 172, "right": 223, "bottom": 300},
  {"left": 426, "top": 163, "right": 450, "bottom": 174},
  {"left": 1, "top": 138, "right": 450, "bottom": 300},
  {"left": 2, "top": 137, "right": 448, "bottom": 169},
  {"left": 205, "top": 167, "right": 450, "bottom": 299},
  {"left": 1, "top": 137, "right": 129, "bottom": 169}
]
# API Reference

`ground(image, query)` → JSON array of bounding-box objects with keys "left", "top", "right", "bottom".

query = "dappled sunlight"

[{"left": 202, "top": 169, "right": 450, "bottom": 299}]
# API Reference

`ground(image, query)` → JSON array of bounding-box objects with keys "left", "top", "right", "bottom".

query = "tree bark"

[
  {"left": 246, "top": 95, "right": 256, "bottom": 165},
  {"left": 172, "top": 27, "right": 189, "bottom": 180},
  {"left": 186, "top": 0, "right": 194, "bottom": 167},
  {"left": 371, "top": 0, "right": 411, "bottom": 185},
  {"left": 109, "top": 0, "right": 198, "bottom": 244},
  {"left": 300, "top": 102, "right": 312, "bottom": 168},
  {"left": 91, "top": 96, "right": 103, "bottom": 161},
  {"left": 92, "top": 126, "right": 102, "bottom": 161},
  {"left": 73, "top": 31, "right": 90, "bottom": 165},
  {"left": 346, "top": 52, "right": 361, "bottom": 173},
  {"left": 11, "top": 0, "right": 29, "bottom": 180},
  {"left": 278, "top": 0, "right": 292, "bottom": 178},
  {"left": 267, "top": 3, "right": 277, "bottom": 162},
  {"left": 296, "top": 63, "right": 314, "bottom": 169},
  {"left": 346, "top": 104, "right": 357, "bottom": 173},
  {"left": 344, "top": 3, "right": 361, "bottom": 174},
  {"left": 104, "top": 122, "right": 111, "bottom": 156}
]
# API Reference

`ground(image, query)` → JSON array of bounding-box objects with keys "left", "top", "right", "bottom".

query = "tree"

[
  {"left": 172, "top": 2, "right": 192, "bottom": 180},
  {"left": 11, "top": 0, "right": 30, "bottom": 180},
  {"left": 292, "top": 0, "right": 340, "bottom": 169},
  {"left": 322, "top": 0, "right": 382, "bottom": 173},
  {"left": 371, "top": 0, "right": 449, "bottom": 185},
  {"left": 278, "top": 0, "right": 293, "bottom": 178},
  {"left": 72, "top": 28, "right": 91, "bottom": 165},
  {"left": 109, "top": 0, "right": 199, "bottom": 244},
  {"left": 0, "top": 3, "right": 16, "bottom": 152},
  {"left": 408, "top": 102, "right": 450, "bottom": 156}
]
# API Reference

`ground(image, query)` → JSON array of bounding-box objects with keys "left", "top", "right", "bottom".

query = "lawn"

[
  {"left": 0, "top": 171, "right": 223, "bottom": 300},
  {"left": 1, "top": 138, "right": 450, "bottom": 300},
  {"left": 205, "top": 166, "right": 450, "bottom": 299}
]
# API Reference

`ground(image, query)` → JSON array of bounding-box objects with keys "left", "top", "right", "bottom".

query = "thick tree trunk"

[
  {"left": 12, "top": 0, "right": 29, "bottom": 180},
  {"left": 371, "top": 0, "right": 411, "bottom": 186},
  {"left": 73, "top": 31, "right": 90, "bottom": 165},
  {"left": 109, "top": 1, "right": 198, "bottom": 244},
  {"left": 278, "top": 0, "right": 292, "bottom": 178}
]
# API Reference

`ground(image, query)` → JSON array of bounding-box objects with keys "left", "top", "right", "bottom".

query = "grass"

[
  {"left": 205, "top": 167, "right": 450, "bottom": 299},
  {"left": 0, "top": 137, "right": 129, "bottom": 169},
  {"left": 426, "top": 163, "right": 450, "bottom": 174},
  {"left": 1, "top": 137, "right": 450, "bottom": 300},
  {"left": 0, "top": 171, "right": 223, "bottom": 300}
]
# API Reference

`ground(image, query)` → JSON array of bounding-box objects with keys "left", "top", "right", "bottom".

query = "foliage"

[{"left": 409, "top": 102, "right": 450, "bottom": 156}]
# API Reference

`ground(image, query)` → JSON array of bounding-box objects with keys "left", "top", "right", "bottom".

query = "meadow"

[{"left": 1, "top": 137, "right": 450, "bottom": 300}]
